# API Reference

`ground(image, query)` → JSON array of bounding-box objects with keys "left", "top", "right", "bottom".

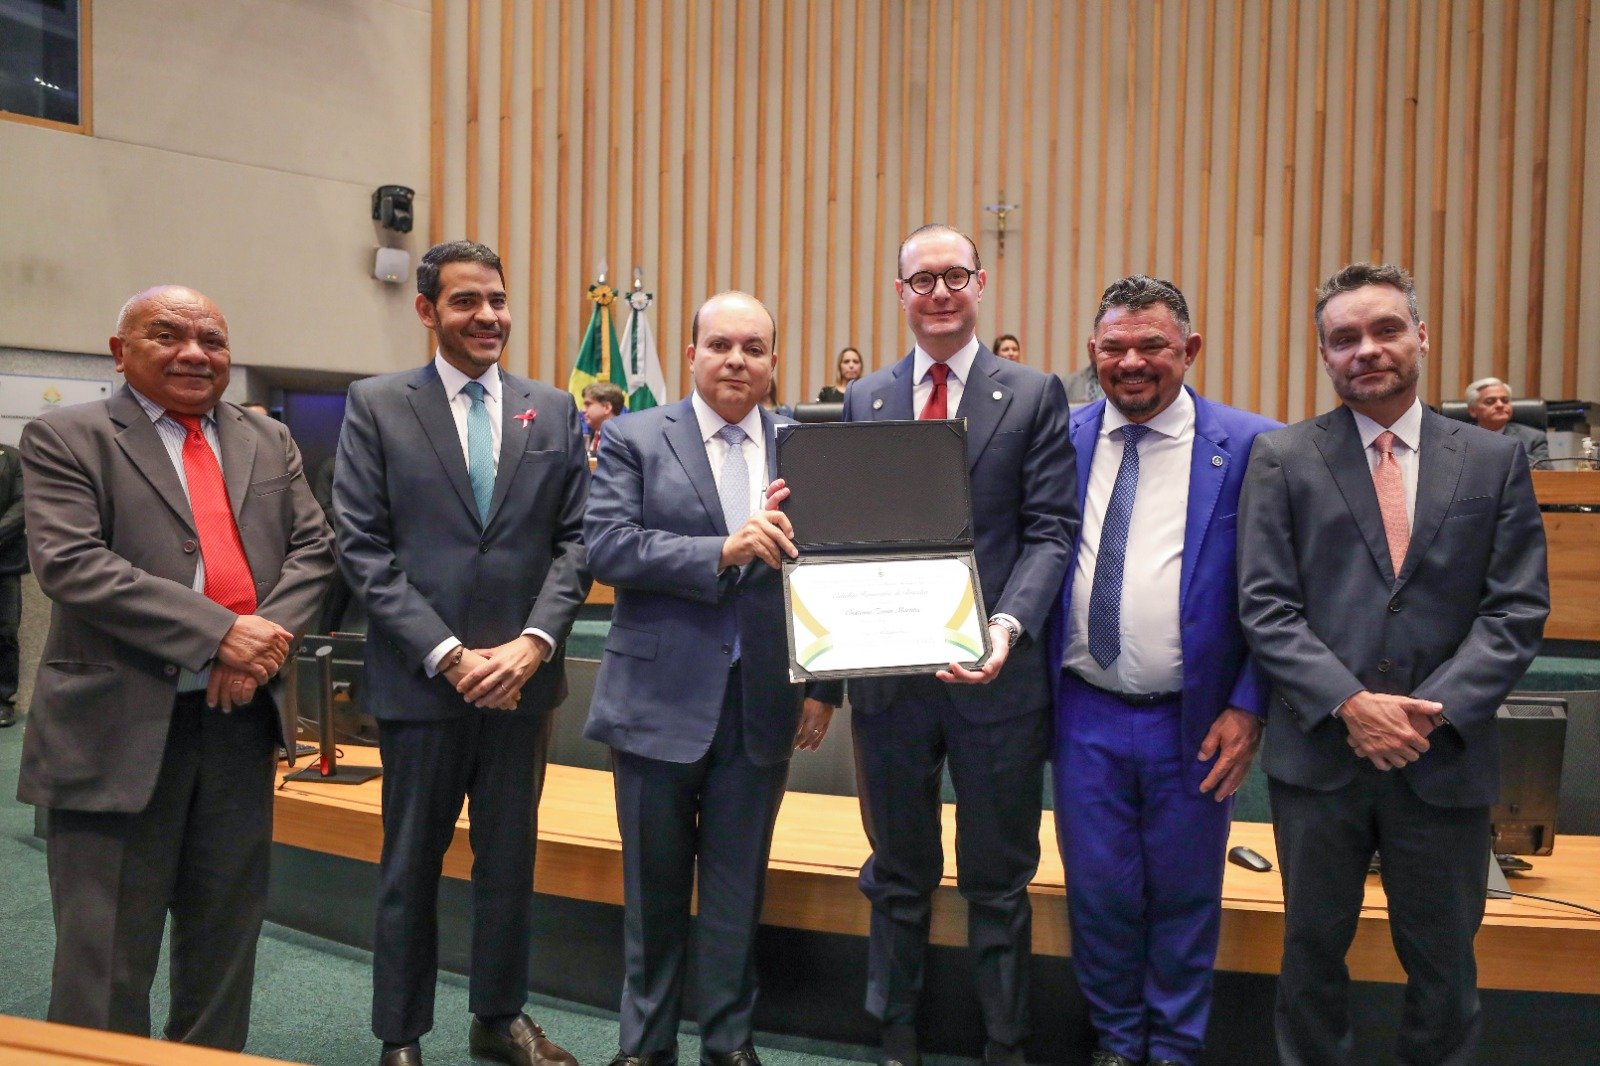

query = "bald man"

[
  {"left": 585, "top": 292, "right": 840, "bottom": 1066},
  {"left": 18, "top": 286, "right": 334, "bottom": 1049}
]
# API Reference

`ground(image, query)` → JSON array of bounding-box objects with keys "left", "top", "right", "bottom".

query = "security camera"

[{"left": 372, "top": 185, "right": 415, "bottom": 234}]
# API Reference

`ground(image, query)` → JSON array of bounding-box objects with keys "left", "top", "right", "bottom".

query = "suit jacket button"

[
  {"left": 1378, "top": 659, "right": 1392, "bottom": 673},
  {"left": 1389, "top": 598, "right": 1402, "bottom": 612},
  {"left": 721, "top": 643, "right": 732, "bottom": 654},
  {"left": 164, "top": 664, "right": 178, "bottom": 677},
  {"left": 479, "top": 541, "right": 490, "bottom": 553},
  {"left": 182, "top": 540, "right": 197, "bottom": 553}
]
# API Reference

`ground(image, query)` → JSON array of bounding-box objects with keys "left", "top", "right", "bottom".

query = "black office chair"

[{"left": 1439, "top": 397, "right": 1548, "bottom": 430}]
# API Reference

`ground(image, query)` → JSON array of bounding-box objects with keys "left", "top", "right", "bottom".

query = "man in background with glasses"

[{"left": 835, "top": 224, "right": 1077, "bottom": 1066}]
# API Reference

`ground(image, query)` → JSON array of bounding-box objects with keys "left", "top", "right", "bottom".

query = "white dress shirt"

[
  {"left": 912, "top": 336, "right": 979, "bottom": 417},
  {"left": 1065, "top": 389, "right": 1195, "bottom": 694},
  {"left": 424, "top": 352, "right": 552, "bottom": 676},
  {"left": 691, "top": 390, "right": 767, "bottom": 519},
  {"left": 1351, "top": 398, "right": 1422, "bottom": 527}
]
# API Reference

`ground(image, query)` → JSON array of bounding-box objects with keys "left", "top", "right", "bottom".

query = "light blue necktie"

[
  {"left": 1086, "top": 423, "right": 1151, "bottom": 669},
  {"left": 462, "top": 379, "right": 495, "bottom": 524},
  {"left": 715, "top": 424, "right": 751, "bottom": 534}
]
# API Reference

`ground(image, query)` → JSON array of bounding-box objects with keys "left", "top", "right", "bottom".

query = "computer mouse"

[{"left": 1228, "top": 845, "right": 1274, "bottom": 873}]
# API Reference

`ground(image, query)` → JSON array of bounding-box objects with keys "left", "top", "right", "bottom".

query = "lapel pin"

[
  {"left": 1211, "top": 455, "right": 1224, "bottom": 467},
  {"left": 992, "top": 390, "right": 1002, "bottom": 400},
  {"left": 873, "top": 398, "right": 884, "bottom": 410},
  {"left": 514, "top": 408, "right": 538, "bottom": 425}
]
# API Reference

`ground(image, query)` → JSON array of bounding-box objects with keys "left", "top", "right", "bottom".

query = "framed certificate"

[{"left": 776, "top": 420, "right": 991, "bottom": 681}]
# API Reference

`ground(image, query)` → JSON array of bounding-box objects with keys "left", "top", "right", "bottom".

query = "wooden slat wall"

[{"left": 433, "top": 0, "right": 1600, "bottom": 418}]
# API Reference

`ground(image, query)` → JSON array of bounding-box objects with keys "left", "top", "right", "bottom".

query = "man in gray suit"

[
  {"left": 18, "top": 285, "right": 334, "bottom": 1049},
  {"left": 1239, "top": 263, "right": 1549, "bottom": 1066},
  {"left": 584, "top": 291, "right": 840, "bottom": 1066},
  {"left": 1465, "top": 376, "right": 1550, "bottom": 466},
  {"left": 335, "top": 241, "right": 590, "bottom": 1066}
]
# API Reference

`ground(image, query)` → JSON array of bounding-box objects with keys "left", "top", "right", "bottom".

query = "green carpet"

[{"left": 0, "top": 722, "right": 877, "bottom": 1066}]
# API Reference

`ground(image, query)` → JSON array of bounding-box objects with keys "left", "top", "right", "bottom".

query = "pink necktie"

[{"left": 1372, "top": 431, "right": 1410, "bottom": 581}]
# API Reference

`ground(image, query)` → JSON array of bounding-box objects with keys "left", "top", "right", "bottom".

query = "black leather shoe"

[
  {"left": 1086, "top": 1053, "right": 1137, "bottom": 1066},
  {"left": 880, "top": 1024, "right": 920, "bottom": 1066},
  {"left": 609, "top": 1051, "right": 678, "bottom": 1066},
  {"left": 982, "top": 1040, "right": 1024, "bottom": 1066},
  {"left": 0, "top": 701, "right": 16, "bottom": 728},
  {"left": 702, "top": 1046, "right": 761, "bottom": 1066},
  {"left": 1147, "top": 1059, "right": 1185, "bottom": 1066},
  {"left": 469, "top": 1014, "right": 578, "bottom": 1066},
  {"left": 379, "top": 1044, "right": 422, "bottom": 1066}
]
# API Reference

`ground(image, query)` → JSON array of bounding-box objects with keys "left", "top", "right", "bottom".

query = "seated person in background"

[
  {"left": 819, "top": 345, "right": 864, "bottom": 401},
  {"left": 992, "top": 333, "right": 1023, "bottom": 362},
  {"left": 583, "top": 380, "right": 627, "bottom": 457},
  {"left": 1465, "top": 376, "right": 1549, "bottom": 465}
]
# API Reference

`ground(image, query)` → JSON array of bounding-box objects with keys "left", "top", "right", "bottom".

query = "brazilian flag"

[{"left": 567, "top": 277, "right": 628, "bottom": 407}]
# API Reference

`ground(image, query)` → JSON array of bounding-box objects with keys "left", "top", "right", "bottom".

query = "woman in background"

[
  {"left": 817, "top": 346, "right": 864, "bottom": 401},
  {"left": 992, "top": 333, "right": 1022, "bottom": 362}
]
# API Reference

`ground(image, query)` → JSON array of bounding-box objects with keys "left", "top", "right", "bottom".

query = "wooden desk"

[
  {"left": 1532, "top": 470, "right": 1600, "bottom": 641},
  {"left": 0, "top": 1014, "right": 299, "bottom": 1065},
  {"left": 275, "top": 752, "right": 1600, "bottom": 995}
]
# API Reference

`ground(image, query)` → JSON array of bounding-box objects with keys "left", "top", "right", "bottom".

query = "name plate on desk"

[
  {"left": 777, "top": 420, "right": 990, "bottom": 681},
  {"left": 785, "top": 553, "right": 989, "bottom": 681}
]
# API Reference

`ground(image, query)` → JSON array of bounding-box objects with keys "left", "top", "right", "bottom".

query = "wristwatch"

[{"left": 989, "top": 614, "right": 1022, "bottom": 647}]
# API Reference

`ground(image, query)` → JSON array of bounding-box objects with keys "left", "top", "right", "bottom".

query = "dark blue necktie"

[
  {"left": 1087, "top": 423, "right": 1151, "bottom": 669},
  {"left": 462, "top": 380, "right": 495, "bottom": 524}
]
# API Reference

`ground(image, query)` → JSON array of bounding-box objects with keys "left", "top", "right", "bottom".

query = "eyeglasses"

[{"left": 899, "top": 266, "right": 976, "bottom": 296}]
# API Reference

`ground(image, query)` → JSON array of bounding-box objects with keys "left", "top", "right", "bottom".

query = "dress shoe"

[
  {"left": 880, "top": 1023, "right": 920, "bottom": 1066},
  {"left": 1086, "top": 1053, "right": 1137, "bottom": 1066},
  {"left": 379, "top": 1044, "right": 422, "bottom": 1066},
  {"left": 469, "top": 1014, "right": 579, "bottom": 1066},
  {"left": 608, "top": 1052, "right": 678, "bottom": 1066},
  {"left": 983, "top": 1040, "right": 1024, "bottom": 1066},
  {"left": 702, "top": 1045, "right": 762, "bottom": 1066},
  {"left": 1147, "top": 1059, "right": 1186, "bottom": 1066},
  {"left": 0, "top": 701, "right": 16, "bottom": 728}
]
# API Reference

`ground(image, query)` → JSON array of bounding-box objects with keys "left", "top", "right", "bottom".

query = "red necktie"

[
  {"left": 172, "top": 414, "right": 258, "bottom": 615},
  {"left": 1372, "top": 430, "right": 1411, "bottom": 581},
  {"left": 919, "top": 362, "right": 950, "bottom": 420}
]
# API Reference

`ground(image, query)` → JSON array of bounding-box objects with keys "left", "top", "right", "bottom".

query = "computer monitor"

[{"left": 1492, "top": 695, "right": 1568, "bottom": 858}]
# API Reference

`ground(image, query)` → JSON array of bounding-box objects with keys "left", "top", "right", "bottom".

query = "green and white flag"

[
  {"left": 568, "top": 275, "right": 627, "bottom": 407},
  {"left": 618, "top": 279, "right": 667, "bottom": 411}
]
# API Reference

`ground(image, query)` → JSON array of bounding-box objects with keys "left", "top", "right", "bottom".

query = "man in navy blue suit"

[
  {"left": 834, "top": 225, "right": 1077, "bottom": 1066},
  {"left": 1047, "top": 276, "right": 1279, "bottom": 1066},
  {"left": 584, "top": 291, "right": 840, "bottom": 1066},
  {"left": 335, "top": 241, "right": 591, "bottom": 1066}
]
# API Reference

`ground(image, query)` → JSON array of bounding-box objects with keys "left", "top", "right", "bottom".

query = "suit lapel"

[
  {"left": 215, "top": 404, "right": 257, "bottom": 516},
  {"left": 663, "top": 399, "right": 726, "bottom": 534},
  {"left": 109, "top": 389, "right": 195, "bottom": 533},
  {"left": 1071, "top": 402, "right": 1103, "bottom": 517},
  {"left": 1181, "top": 391, "right": 1228, "bottom": 609},
  {"left": 956, "top": 346, "right": 1012, "bottom": 468},
  {"left": 1314, "top": 406, "right": 1395, "bottom": 583},
  {"left": 486, "top": 374, "right": 534, "bottom": 527},
  {"left": 406, "top": 365, "right": 481, "bottom": 524},
  {"left": 871, "top": 355, "right": 917, "bottom": 421},
  {"left": 1397, "top": 410, "right": 1465, "bottom": 588},
  {"left": 761, "top": 408, "right": 781, "bottom": 485}
]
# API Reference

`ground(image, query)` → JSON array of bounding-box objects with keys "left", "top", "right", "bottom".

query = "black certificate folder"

[{"left": 775, "top": 420, "right": 991, "bottom": 682}]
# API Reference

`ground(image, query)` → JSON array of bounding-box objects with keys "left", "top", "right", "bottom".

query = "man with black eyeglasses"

[{"left": 835, "top": 224, "right": 1077, "bottom": 1066}]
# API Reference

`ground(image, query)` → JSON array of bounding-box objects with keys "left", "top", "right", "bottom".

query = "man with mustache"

[
  {"left": 831, "top": 224, "right": 1077, "bottom": 1066},
  {"left": 334, "top": 241, "right": 591, "bottom": 1066},
  {"left": 584, "top": 291, "right": 839, "bottom": 1066},
  {"left": 18, "top": 285, "right": 334, "bottom": 1049},
  {"left": 1239, "top": 263, "right": 1549, "bottom": 1065},
  {"left": 1049, "top": 276, "right": 1279, "bottom": 1066}
]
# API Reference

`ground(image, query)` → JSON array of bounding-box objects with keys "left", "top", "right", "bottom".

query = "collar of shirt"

[
  {"left": 913, "top": 335, "right": 980, "bottom": 386},
  {"left": 1351, "top": 397, "right": 1423, "bottom": 454},
  {"left": 1100, "top": 385, "right": 1195, "bottom": 443},
  {"left": 128, "top": 385, "right": 218, "bottom": 430},
  {"left": 434, "top": 350, "right": 502, "bottom": 404},
  {"left": 691, "top": 390, "right": 765, "bottom": 445}
]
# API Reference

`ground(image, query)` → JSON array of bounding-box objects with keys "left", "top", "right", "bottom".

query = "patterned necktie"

[
  {"left": 462, "top": 379, "right": 495, "bottom": 524},
  {"left": 919, "top": 362, "right": 950, "bottom": 420},
  {"left": 1372, "top": 430, "right": 1410, "bottom": 580},
  {"left": 715, "top": 424, "right": 752, "bottom": 534},
  {"left": 1086, "top": 423, "right": 1151, "bottom": 669},
  {"left": 171, "top": 414, "right": 257, "bottom": 615}
]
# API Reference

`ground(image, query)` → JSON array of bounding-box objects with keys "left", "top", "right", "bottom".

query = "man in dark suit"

[
  {"left": 1047, "top": 276, "right": 1278, "bottom": 1066},
  {"left": 0, "top": 440, "right": 23, "bottom": 728},
  {"left": 838, "top": 225, "right": 1077, "bottom": 1066},
  {"left": 18, "top": 285, "right": 334, "bottom": 1048},
  {"left": 1465, "top": 376, "right": 1550, "bottom": 466},
  {"left": 584, "top": 291, "right": 839, "bottom": 1066},
  {"left": 1238, "top": 263, "right": 1549, "bottom": 1066},
  {"left": 334, "top": 241, "right": 590, "bottom": 1066}
]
